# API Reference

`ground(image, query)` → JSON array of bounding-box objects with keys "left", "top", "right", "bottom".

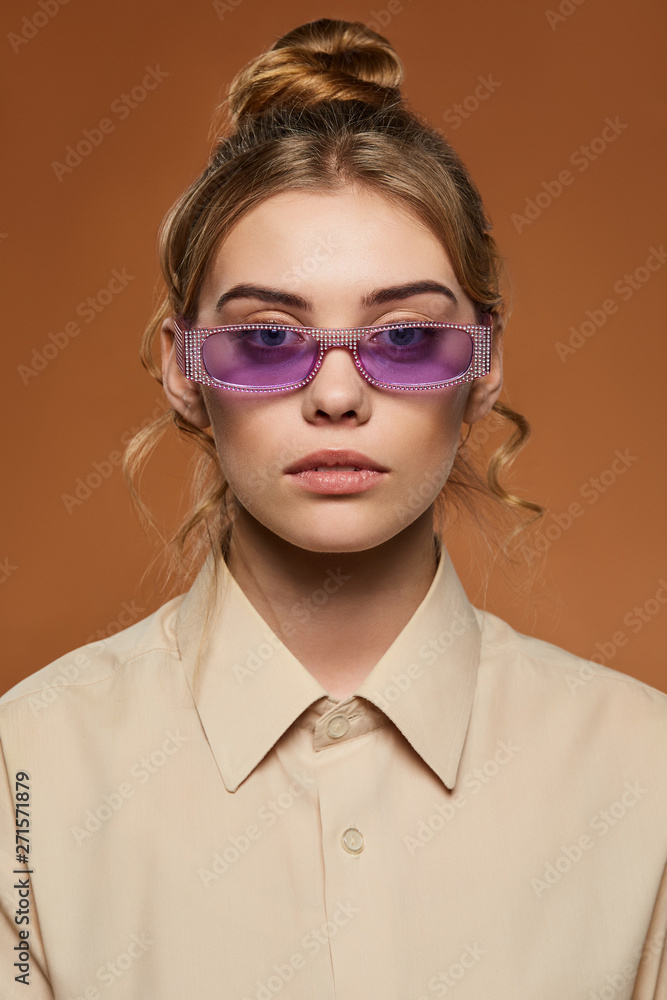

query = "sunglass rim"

[{"left": 173, "top": 316, "right": 493, "bottom": 392}]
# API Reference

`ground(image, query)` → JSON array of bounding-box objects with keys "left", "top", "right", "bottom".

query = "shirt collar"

[{"left": 175, "top": 541, "right": 481, "bottom": 793}]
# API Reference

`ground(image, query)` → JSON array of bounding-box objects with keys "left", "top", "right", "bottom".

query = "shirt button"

[
  {"left": 341, "top": 827, "right": 364, "bottom": 854},
  {"left": 326, "top": 715, "right": 350, "bottom": 739}
]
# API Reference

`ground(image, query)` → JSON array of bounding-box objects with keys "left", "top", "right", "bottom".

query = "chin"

[{"left": 273, "top": 516, "right": 397, "bottom": 554}]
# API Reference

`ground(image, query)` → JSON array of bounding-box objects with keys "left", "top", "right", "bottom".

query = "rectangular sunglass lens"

[
  {"left": 358, "top": 325, "right": 474, "bottom": 385},
  {"left": 201, "top": 326, "right": 317, "bottom": 388}
]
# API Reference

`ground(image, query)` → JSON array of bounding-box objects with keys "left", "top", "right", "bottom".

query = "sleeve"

[
  {"left": 0, "top": 731, "right": 54, "bottom": 997},
  {"left": 631, "top": 859, "right": 667, "bottom": 999}
]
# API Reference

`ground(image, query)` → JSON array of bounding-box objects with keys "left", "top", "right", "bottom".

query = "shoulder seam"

[
  {"left": 0, "top": 645, "right": 180, "bottom": 708},
  {"left": 476, "top": 611, "right": 667, "bottom": 699}
]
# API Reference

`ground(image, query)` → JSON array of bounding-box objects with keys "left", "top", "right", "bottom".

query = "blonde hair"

[{"left": 124, "top": 17, "right": 544, "bottom": 622}]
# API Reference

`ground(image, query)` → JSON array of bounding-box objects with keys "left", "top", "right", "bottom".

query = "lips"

[
  {"left": 285, "top": 449, "right": 389, "bottom": 475},
  {"left": 284, "top": 449, "right": 389, "bottom": 496}
]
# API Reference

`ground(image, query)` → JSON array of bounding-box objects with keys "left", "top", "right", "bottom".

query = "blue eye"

[
  {"left": 371, "top": 326, "right": 429, "bottom": 348},
  {"left": 387, "top": 326, "right": 418, "bottom": 346},
  {"left": 259, "top": 328, "right": 287, "bottom": 347},
  {"left": 233, "top": 326, "right": 306, "bottom": 349}
]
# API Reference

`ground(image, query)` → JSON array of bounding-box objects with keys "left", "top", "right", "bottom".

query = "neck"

[{"left": 224, "top": 507, "right": 440, "bottom": 700}]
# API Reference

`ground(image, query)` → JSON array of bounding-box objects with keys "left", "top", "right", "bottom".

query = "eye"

[
  {"left": 370, "top": 324, "right": 430, "bottom": 348},
  {"left": 257, "top": 327, "right": 289, "bottom": 347},
  {"left": 387, "top": 326, "right": 421, "bottom": 346},
  {"left": 232, "top": 325, "right": 308, "bottom": 350}
]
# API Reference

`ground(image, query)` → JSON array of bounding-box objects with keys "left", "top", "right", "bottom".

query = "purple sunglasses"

[{"left": 173, "top": 315, "right": 493, "bottom": 392}]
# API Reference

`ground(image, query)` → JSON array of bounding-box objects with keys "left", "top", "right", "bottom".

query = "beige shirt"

[{"left": 1, "top": 544, "right": 666, "bottom": 1000}]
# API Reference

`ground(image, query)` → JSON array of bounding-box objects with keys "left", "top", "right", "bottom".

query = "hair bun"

[{"left": 224, "top": 18, "right": 404, "bottom": 130}]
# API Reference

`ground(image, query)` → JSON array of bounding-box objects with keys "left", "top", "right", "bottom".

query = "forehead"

[{"left": 202, "top": 186, "right": 462, "bottom": 294}]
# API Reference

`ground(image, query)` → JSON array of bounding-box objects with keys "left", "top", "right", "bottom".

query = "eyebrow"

[{"left": 214, "top": 279, "right": 459, "bottom": 312}]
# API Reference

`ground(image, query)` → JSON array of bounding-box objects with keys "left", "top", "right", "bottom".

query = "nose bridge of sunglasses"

[
  {"left": 312, "top": 328, "right": 366, "bottom": 348},
  {"left": 313, "top": 336, "right": 365, "bottom": 378}
]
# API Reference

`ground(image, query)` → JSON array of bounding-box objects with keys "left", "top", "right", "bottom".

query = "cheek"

[
  {"left": 204, "top": 393, "right": 296, "bottom": 491},
  {"left": 399, "top": 400, "right": 466, "bottom": 493},
  {"left": 398, "top": 390, "right": 468, "bottom": 457}
]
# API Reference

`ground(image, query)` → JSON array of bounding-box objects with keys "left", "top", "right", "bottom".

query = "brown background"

[{"left": 1, "top": 0, "right": 665, "bottom": 694}]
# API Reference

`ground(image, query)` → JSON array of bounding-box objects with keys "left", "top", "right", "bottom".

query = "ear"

[
  {"left": 160, "top": 317, "right": 211, "bottom": 429},
  {"left": 462, "top": 313, "right": 504, "bottom": 425}
]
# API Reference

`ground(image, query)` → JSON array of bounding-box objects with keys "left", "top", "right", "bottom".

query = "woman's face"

[{"left": 162, "top": 186, "right": 503, "bottom": 553}]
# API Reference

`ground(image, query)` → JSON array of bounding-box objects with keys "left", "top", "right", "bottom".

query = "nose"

[{"left": 301, "top": 344, "right": 372, "bottom": 422}]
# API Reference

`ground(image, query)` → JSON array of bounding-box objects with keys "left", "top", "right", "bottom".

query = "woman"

[{"left": 1, "top": 17, "right": 665, "bottom": 1000}]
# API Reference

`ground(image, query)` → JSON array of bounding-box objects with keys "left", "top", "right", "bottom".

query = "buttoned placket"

[
  {"left": 297, "top": 695, "right": 390, "bottom": 861},
  {"left": 291, "top": 694, "right": 396, "bottom": 994}
]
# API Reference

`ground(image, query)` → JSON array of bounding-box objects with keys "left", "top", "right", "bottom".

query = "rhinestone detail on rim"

[{"left": 173, "top": 319, "right": 493, "bottom": 393}]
